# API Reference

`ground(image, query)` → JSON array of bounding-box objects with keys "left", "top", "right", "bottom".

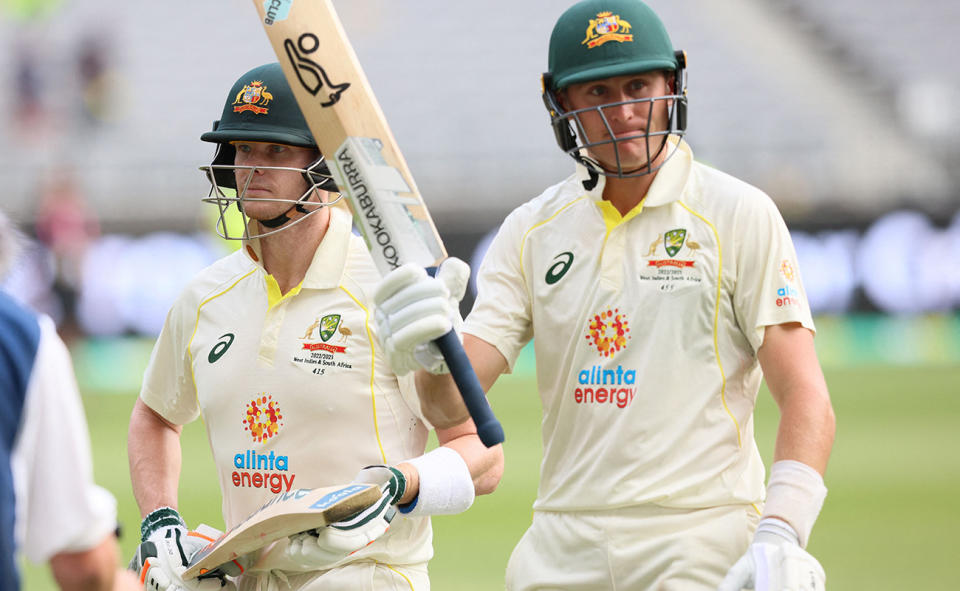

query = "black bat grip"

[
  {"left": 434, "top": 329, "right": 504, "bottom": 447},
  {"left": 425, "top": 265, "right": 504, "bottom": 447}
]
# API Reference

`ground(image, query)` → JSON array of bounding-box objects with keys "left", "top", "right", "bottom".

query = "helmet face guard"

[
  {"left": 543, "top": 0, "right": 688, "bottom": 179},
  {"left": 542, "top": 55, "right": 687, "bottom": 179},
  {"left": 198, "top": 62, "right": 341, "bottom": 240},
  {"left": 200, "top": 156, "right": 342, "bottom": 241}
]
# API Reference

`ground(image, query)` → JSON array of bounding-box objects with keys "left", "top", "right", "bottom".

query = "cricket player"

[
  {"left": 0, "top": 212, "right": 140, "bottom": 591},
  {"left": 372, "top": 1, "right": 836, "bottom": 589},
  {"left": 126, "top": 63, "right": 502, "bottom": 591}
]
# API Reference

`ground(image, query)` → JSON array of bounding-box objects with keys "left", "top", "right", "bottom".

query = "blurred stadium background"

[{"left": 1, "top": 0, "right": 958, "bottom": 589}]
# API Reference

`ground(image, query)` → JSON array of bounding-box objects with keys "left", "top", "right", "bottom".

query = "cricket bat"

[
  {"left": 253, "top": 0, "right": 504, "bottom": 447},
  {"left": 182, "top": 483, "right": 380, "bottom": 579}
]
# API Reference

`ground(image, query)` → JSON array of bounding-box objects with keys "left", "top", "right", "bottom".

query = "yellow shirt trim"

[
  {"left": 339, "top": 284, "right": 388, "bottom": 465},
  {"left": 677, "top": 200, "right": 742, "bottom": 447},
  {"left": 376, "top": 561, "right": 415, "bottom": 589},
  {"left": 187, "top": 268, "right": 259, "bottom": 399},
  {"left": 519, "top": 197, "right": 589, "bottom": 284}
]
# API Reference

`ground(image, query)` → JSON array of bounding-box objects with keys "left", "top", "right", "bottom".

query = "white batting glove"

[
  {"left": 719, "top": 518, "right": 825, "bottom": 591},
  {"left": 130, "top": 524, "right": 235, "bottom": 591},
  {"left": 373, "top": 258, "right": 469, "bottom": 376},
  {"left": 281, "top": 466, "right": 406, "bottom": 572}
]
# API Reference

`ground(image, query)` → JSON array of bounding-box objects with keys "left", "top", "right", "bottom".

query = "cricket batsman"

[
  {"left": 126, "top": 63, "right": 502, "bottom": 591},
  {"left": 372, "top": 1, "right": 836, "bottom": 589}
]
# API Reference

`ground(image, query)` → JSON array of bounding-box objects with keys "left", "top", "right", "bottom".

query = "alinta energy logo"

[
  {"left": 243, "top": 394, "right": 284, "bottom": 443},
  {"left": 585, "top": 308, "right": 631, "bottom": 357},
  {"left": 776, "top": 258, "right": 801, "bottom": 308},
  {"left": 577, "top": 309, "right": 636, "bottom": 408},
  {"left": 234, "top": 394, "right": 294, "bottom": 493}
]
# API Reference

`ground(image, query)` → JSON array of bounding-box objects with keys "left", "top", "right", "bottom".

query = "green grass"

[{"left": 21, "top": 365, "right": 960, "bottom": 590}]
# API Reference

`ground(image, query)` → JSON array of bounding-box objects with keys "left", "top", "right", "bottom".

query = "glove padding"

[
  {"left": 373, "top": 258, "right": 470, "bottom": 376},
  {"left": 282, "top": 466, "right": 406, "bottom": 572},
  {"left": 719, "top": 518, "right": 825, "bottom": 591},
  {"left": 130, "top": 525, "right": 236, "bottom": 591}
]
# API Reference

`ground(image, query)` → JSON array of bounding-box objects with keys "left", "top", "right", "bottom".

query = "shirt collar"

[
  {"left": 642, "top": 137, "right": 693, "bottom": 208},
  {"left": 241, "top": 205, "right": 352, "bottom": 290},
  {"left": 574, "top": 136, "right": 694, "bottom": 208},
  {"left": 301, "top": 205, "right": 352, "bottom": 289}
]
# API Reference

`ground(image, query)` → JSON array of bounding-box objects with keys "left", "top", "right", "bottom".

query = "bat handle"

[{"left": 434, "top": 330, "right": 505, "bottom": 447}]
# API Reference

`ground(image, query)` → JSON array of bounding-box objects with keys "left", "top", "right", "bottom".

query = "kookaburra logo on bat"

[{"left": 283, "top": 33, "right": 351, "bottom": 107}]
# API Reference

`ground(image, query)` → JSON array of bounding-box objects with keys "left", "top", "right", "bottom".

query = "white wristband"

[
  {"left": 397, "top": 447, "right": 475, "bottom": 516},
  {"left": 762, "top": 460, "right": 827, "bottom": 548}
]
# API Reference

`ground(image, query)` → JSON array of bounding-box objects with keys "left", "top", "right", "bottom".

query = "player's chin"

[
  {"left": 243, "top": 202, "right": 291, "bottom": 220},
  {"left": 593, "top": 149, "right": 652, "bottom": 174}
]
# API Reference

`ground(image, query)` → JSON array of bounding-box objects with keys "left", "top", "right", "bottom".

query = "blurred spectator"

[
  {"left": 12, "top": 40, "right": 46, "bottom": 135},
  {"left": 0, "top": 210, "right": 139, "bottom": 590},
  {"left": 33, "top": 169, "right": 100, "bottom": 341},
  {"left": 76, "top": 32, "right": 115, "bottom": 125}
]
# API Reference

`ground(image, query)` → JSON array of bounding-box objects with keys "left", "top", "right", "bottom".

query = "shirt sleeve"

[
  {"left": 13, "top": 316, "right": 117, "bottom": 562},
  {"left": 139, "top": 294, "right": 201, "bottom": 425},
  {"left": 462, "top": 211, "right": 534, "bottom": 371},
  {"left": 732, "top": 191, "right": 816, "bottom": 353}
]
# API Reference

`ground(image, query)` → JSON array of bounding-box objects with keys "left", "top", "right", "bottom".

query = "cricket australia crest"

[
  {"left": 664, "top": 228, "right": 687, "bottom": 257},
  {"left": 318, "top": 314, "right": 341, "bottom": 342}
]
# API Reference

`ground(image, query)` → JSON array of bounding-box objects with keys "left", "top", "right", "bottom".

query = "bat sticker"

[
  {"left": 283, "top": 33, "right": 351, "bottom": 107},
  {"left": 310, "top": 484, "right": 371, "bottom": 510}
]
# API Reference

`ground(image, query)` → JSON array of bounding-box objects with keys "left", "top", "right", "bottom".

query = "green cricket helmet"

[
  {"left": 542, "top": 0, "right": 687, "bottom": 181},
  {"left": 199, "top": 62, "right": 339, "bottom": 240}
]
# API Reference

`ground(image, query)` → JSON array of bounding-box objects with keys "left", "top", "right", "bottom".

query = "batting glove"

[
  {"left": 373, "top": 258, "right": 470, "bottom": 376},
  {"left": 718, "top": 518, "right": 826, "bottom": 591},
  {"left": 282, "top": 466, "right": 406, "bottom": 571},
  {"left": 130, "top": 523, "right": 235, "bottom": 591}
]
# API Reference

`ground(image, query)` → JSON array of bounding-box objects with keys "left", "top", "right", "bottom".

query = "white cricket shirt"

[
  {"left": 140, "top": 207, "right": 431, "bottom": 565},
  {"left": 12, "top": 315, "right": 117, "bottom": 562},
  {"left": 465, "top": 139, "right": 814, "bottom": 512}
]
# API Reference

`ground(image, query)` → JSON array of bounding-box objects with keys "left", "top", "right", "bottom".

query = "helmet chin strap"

[
  {"left": 579, "top": 133, "right": 670, "bottom": 183},
  {"left": 253, "top": 190, "right": 318, "bottom": 229}
]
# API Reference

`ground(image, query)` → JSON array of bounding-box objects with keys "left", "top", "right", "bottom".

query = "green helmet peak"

[{"left": 547, "top": 0, "right": 678, "bottom": 91}]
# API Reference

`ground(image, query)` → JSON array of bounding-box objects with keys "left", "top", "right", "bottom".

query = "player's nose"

[{"left": 602, "top": 96, "right": 637, "bottom": 122}]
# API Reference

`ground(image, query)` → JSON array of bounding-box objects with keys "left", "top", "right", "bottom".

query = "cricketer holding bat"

[
  {"left": 373, "top": 1, "right": 836, "bottom": 589},
  {"left": 126, "top": 63, "right": 502, "bottom": 591}
]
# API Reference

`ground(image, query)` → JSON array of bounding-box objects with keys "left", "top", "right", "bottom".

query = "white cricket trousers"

[
  {"left": 238, "top": 560, "right": 429, "bottom": 591},
  {"left": 505, "top": 504, "right": 760, "bottom": 590}
]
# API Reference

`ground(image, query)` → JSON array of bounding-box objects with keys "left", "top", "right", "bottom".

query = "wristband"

[
  {"left": 139, "top": 506, "right": 185, "bottom": 541},
  {"left": 761, "top": 460, "right": 827, "bottom": 548},
  {"left": 397, "top": 447, "right": 475, "bottom": 516}
]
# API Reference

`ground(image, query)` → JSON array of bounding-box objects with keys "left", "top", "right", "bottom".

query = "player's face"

[
  {"left": 232, "top": 142, "right": 319, "bottom": 220},
  {"left": 562, "top": 71, "right": 673, "bottom": 173}
]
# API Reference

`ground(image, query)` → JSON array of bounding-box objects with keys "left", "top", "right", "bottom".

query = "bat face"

[
  {"left": 327, "top": 135, "right": 445, "bottom": 274},
  {"left": 182, "top": 483, "right": 380, "bottom": 579},
  {"left": 255, "top": 1, "right": 447, "bottom": 276}
]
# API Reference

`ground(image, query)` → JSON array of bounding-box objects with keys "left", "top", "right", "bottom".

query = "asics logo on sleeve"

[
  {"left": 546, "top": 251, "right": 575, "bottom": 285},
  {"left": 208, "top": 333, "right": 235, "bottom": 363}
]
